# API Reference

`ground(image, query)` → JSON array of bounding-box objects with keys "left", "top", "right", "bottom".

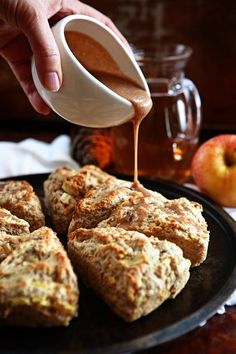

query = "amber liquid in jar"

[
  {"left": 110, "top": 44, "right": 201, "bottom": 184},
  {"left": 111, "top": 80, "right": 200, "bottom": 183}
]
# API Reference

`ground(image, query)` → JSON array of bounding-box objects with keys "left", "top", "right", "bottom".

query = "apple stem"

[{"left": 224, "top": 149, "right": 236, "bottom": 167}]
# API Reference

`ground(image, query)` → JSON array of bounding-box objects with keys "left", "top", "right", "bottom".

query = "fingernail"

[{"left": 45, "top": 72, "right": 60, "bottom": 92}]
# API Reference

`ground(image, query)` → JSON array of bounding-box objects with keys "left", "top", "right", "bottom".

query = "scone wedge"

[
  {"left": 68, "top": 180, "right": 141, "bottom": 233},
  {"left": 68, "top": 227, "right": 190, "bottom": 322},
  {"left": 0, "top": 207, "right": 30, "bottom": 235},
  {"left": 44, "top": 165, "right": 116, "bottom": 233},
  {"left": 0, "top": 227, "right": 79, "bottom": 326},
  {"left": 99, "top": 195, "right": 210, "bottom": 267},
  {"left": 0, "top": 180, "right": 45, "bottom": 231}
]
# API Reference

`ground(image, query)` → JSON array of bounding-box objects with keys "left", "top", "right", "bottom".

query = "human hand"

[{"left": 0, "top": 0, "right": 128, "bottom": 115}]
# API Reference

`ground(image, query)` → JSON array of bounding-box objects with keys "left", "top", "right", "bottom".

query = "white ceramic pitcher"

[{"left": 32, "top": 14, "right": 150, "bottom": 128}]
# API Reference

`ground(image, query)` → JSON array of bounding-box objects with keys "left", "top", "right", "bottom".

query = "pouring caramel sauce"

[{"left": 65, "top": 31, "right": 152, "bottom": 186}]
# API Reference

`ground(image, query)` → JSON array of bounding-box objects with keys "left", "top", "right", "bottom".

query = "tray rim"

[{"left": 1, "top": 173, "right": 236, "bottom": 354}]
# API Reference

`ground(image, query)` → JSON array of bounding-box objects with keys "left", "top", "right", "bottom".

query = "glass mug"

[{"left": 110, "top": 44, "right": 202, "bottom": 183}]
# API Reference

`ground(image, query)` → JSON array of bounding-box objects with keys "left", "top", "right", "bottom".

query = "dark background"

[{"left": 0, "top": 0, "right": 236, "bottom": 136}]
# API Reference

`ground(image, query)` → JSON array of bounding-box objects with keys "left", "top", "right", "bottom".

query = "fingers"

[
  {"left": 62, "top": 0, "right": 130, "bottom": 48},
  {"left": 0, "top": 33, "right": 50, "bottom": 115},
  {"left": 28, "top": 90, "right": 51, "bottom": 115},
  {"left": 100, "top": 15, "right": 131, "bottom": 49},
  {"left": 18, "top": 0, "right": 129, "bottom": 94},
  {"left": 20, "top": 7, "right": 62, "bottom": 92},
  {"left": 0, "top": 0, "right": 130, "bottom": 116},
  {"left": 86, "top": 9, "right": 128, "bottom": 47}
]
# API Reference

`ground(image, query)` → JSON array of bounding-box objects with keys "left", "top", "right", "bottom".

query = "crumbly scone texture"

[
  {"left": 68, "top": 179, "right": 143, "bottom": 233},
  {"left": 43, "top": 165, "right": 117, "bottom": 234},
  {"left": 68, "top": 227, "right": 191, "bottom": 322},
  {"left": 99, "top": 195, "right": 210, "bottom": 267},
  {"left": 0, "top": 232, "right": 31, "bottom": 263},
  {"left": 0, "top": 226, "right": 79, "bottom": 326},
  {"left": 0, "top": 207, "right": 30, "bottom": 236},
  {"left": 0, "top": 180, "right": 45, "bottom": 231}
]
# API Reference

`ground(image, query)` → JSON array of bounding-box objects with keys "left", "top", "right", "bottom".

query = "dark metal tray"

[{"left": 0, "top": 173, "right": 236, "bottom": 354}]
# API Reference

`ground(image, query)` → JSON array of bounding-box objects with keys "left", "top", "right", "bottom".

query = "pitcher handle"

[{"left": 182, "top": 78, "right": 202, "bottom": 139}]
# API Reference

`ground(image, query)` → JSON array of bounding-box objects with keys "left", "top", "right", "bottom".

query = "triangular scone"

[
  {"left": 0, "top": 207, "right": 30, "bottom": 235},
  {"left": 68, "top": 227, "right": 190, "bottom": 322},
  {"left": 0, "top": 227, "right": 79, "bottom": 326},
  {"left": 0, "top": 180, "right": 45, "bottom": 231},
  {"left": 44, "top": 165, "right": 124, "bottom": 234},
  {"left": 98, "top": 195, "right": 210, "bottom": 267}
]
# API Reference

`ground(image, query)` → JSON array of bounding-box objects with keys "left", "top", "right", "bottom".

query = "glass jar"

[{"left": 110, "top": 43, "right": 202, "bottom": 183}]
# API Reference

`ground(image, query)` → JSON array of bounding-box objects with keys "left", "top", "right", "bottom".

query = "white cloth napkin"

[
  {"left": 0, "top": 135, "right": 235, "bottom": 316},
  {"left": 0, "top": 135, "right": 79, "bottom": 179}
]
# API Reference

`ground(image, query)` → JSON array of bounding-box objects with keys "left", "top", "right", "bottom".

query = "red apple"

[{"left": 191, "top": 134, "right": 236, "bottom": 207}]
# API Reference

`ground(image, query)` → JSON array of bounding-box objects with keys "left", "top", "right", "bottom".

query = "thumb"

[{"left": 23, "top": 12, "right": 62, "bottom": 92}]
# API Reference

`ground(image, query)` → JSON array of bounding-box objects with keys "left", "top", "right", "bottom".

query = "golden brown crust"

[
  {"left": 0, "top": 181, "right": 45, "bottom": 231},
  {"left": 68, "top": 227, "right": 190, "bottom": 322},
  {"left": 0, "top": 227, "right": 79, "bottom": 326},
  {"left": 68, "top": 172, "right": 209, "bottom": 267},
  {"left": 68, "top": 179, "right": 141, "bottom": 233},
  {"left": 0, "top": 207, "right": 30, "bottom": 235},
  {"left": 0, "top": 232, "right": 31, "bottom": 263},
  {"left": 43, "top": 165, "right": 115, "bottom": 233},
  {"left": 99, "top": 195, "right": 209, "bottom": 266},
  {"left": 0, "top": 165, "right": 209, "bottom": 324},
  {"left": 62, "top": 165, "right": 116, "bottom": 197}
]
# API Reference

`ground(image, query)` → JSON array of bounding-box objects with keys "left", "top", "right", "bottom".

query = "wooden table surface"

[
  {"left": 0, "top": 121, "right": 236, "bottom": 354},
  {"left": 141, "top": 307, "right": 236, "bottom": 354}
]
